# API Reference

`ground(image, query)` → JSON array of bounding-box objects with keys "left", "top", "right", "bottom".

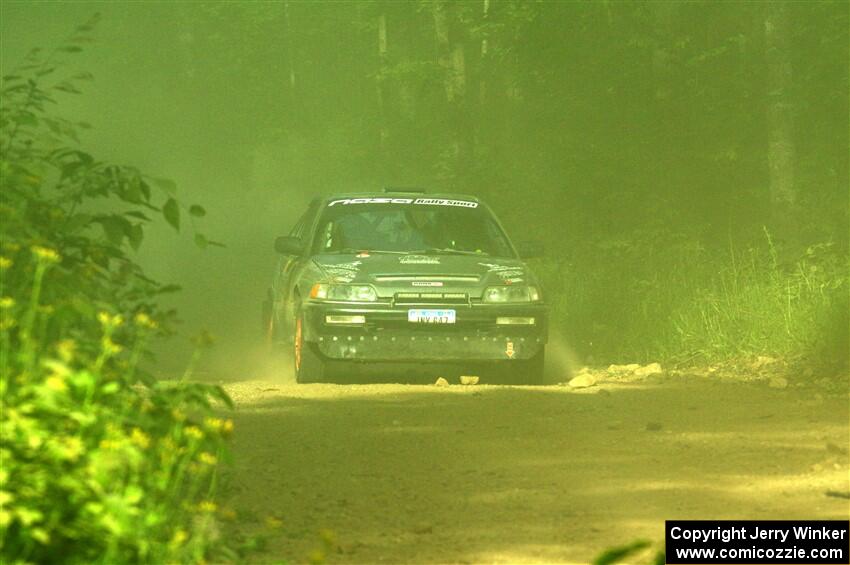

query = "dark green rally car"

[{"left": 263, "top": 189, "right": 548, "bottom": 384}]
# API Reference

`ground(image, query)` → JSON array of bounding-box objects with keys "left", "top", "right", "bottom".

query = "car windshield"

[{"left": 312, "top": 199, "right": 515, "bottom": 257}]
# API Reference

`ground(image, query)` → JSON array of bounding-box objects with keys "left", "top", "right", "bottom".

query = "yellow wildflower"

[
  {"left": 59, "top": 436, "right": 83, "bottom": 461},
  {"left": 171, "top": 408, "right": 186, "bottom": 422},
  {"left": 170, "top": 529, "right": 188, "bottom": 547},
  {"left": 45, "top": 375, "right": 67, "bottom": 392},
  {"left": 222, "top": 419, "right": 234, "bottom": 435},
  {"left": 0, "top": 297, "right": 13, "bottom": 309},
  {"left": 99, "top": 439, "right": 118, "bottom": 450},
  {"left": 0, "top": 491, "right": 13, "bottom": 506},
  {"left": 133, "top": 312, "right": 158, "bottom": 329},
  {"left": 185, "top": 426, "right": 204, "bottom": 440},
  {"left": 198, "top": 452, "right": 217, "bottom": 465},
  {"left": 31, "top": 246, "right": 60, "bottom": 263},
  {"left": 130, "top": 428, "right": 150, "bottom": 449},
  {"left": 198, "top": 501, "right": 217, "bottom": 513},
  {"left": 101, "top": 338, "right": 122, "bottom": 355},
  {"left": 56, "top": 339, "right": 76, "bottom": 362},
  {"left": 203, "top": 417, "right": 224, "bottom": 432},
  {"left": 0, "top": 257, "right": 11, "bottom": 270},
  {"left": 97, "top": 312, "right": 123, "bottom": 328}
]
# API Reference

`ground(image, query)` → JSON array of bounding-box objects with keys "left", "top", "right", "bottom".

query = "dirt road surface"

[{"left": 220, "top": 374, "right": 849, "bottom": 564}]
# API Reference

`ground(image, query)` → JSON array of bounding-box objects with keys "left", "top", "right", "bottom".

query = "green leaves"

[
  {"left": 12, "top": 112, "right": 38, "bottom": 127},
  {"left": 189, "top": 204, "right": 206, "bottom": 217},
  {"left": 593, "top": 540, "right": 652, "bottom": 565},
  {"left": 97, "top": 216, "right": 130, "bottom": 246},
  {"left": 193, "top": 233, "right": 225, "bottom": 249},
  {"left": 128, "top": 224, "right": 144, "bottom": 251},
  {"left": 151, "top": 177, "right": 177, "bottom": 196},
  {"left": 162, "top": 198, "right": 180, "bottom": 231}
]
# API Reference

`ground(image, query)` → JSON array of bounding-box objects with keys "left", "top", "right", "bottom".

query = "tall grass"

[{"left": 538, "top": 230, "right": 848, "bottom": 369}]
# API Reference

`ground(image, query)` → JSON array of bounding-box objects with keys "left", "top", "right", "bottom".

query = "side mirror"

[
  {"left": 275, "top": 235, "right": 304, "bottom": 255},
  {"left": 516, "top": 240, "right": 544, "bottom": 259}
]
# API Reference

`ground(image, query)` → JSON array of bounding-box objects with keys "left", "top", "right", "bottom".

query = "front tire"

[
  {"left": 293, "top": 308, "right": 328, "bottom": 383},
  {"left": 262, "top": 298, "right": 274, "bottom": 345}
]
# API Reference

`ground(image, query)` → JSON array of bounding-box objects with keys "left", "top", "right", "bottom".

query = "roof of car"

[{"left": 322, "top": 191, "right": 482, "bottom": 203}]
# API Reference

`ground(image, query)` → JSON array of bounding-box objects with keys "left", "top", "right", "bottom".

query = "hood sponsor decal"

[
  {"left": 478, "top": 262, "right": 525, "bottom": 283},
  {"left": 399, "top": 255, "right": 440, "bottom": 265},
  {"left": 319, "top": 260, "right": 362, "bottom": 283},
  {"left": 328, "top": 197, "right": 478, "bottom": 208}
]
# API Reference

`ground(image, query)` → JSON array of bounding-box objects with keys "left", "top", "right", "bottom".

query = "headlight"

[
  {"left": 482, "top": 285, "right": 540, "bottom": 303},
  {"left": 310, "top": 283, "right": 377, "bottom": 302}
]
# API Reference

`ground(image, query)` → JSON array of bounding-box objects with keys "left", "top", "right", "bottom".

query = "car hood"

[{"left": 312, "top": 253, "right": 532, "bottom": 296}]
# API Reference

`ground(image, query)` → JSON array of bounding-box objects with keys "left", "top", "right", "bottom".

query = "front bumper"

[{"left": 302, "top": 301, "right": 547, "bottom": 362}]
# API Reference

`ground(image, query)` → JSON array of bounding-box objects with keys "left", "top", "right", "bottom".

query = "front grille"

[
  {"left": 393, "top": 292, "right": 469, "bottom": 305},
  {"left": 375, "top": 275, "right": 480, "bottom": 282}
]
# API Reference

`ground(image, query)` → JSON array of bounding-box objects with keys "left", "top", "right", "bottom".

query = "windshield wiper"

[
  {"left": 326, "top": 248, "right": 408, "bottom": 255},
  {"left": 414, "top": 248, "right": 488, "bottom": 256}
]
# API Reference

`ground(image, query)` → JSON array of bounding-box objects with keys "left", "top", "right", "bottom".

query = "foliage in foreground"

[{"left": 1, "top": 18, "right": 233, "bottom": 563}]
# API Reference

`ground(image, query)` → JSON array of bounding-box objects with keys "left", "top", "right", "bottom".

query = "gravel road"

[{"left": 219, "top": 373, "right": 849, "bottom": 564}]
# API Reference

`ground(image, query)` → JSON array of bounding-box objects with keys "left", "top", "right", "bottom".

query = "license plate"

[{"left": 408, "top": 309, "right": 456, "bottom": 324}]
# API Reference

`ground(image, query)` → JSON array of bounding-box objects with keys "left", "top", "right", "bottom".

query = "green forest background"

[
  {"left": 2, "top": 1, "right": 847, "bottom": 370},
  {"left": 1, "top": 1, "right": 848, "bottom": 562}
]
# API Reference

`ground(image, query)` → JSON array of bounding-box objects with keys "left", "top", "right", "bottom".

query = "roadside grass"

[{"left": 538, "top": 230, "right": 848, "bottom": 371}]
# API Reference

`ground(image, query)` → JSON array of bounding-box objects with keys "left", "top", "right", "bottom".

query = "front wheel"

[{"left": 293, "top": 309, "right": 328, "bottom": 383}]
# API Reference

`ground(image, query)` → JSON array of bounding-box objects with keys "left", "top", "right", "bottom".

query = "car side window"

[
  {"left": 289, "top": 217, "right": 305, "bottom": 238},
  {"left": 288, "top": 199, "right": 321, "bottom": 240}
]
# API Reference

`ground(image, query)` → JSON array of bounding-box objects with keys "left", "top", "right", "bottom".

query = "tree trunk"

[
  {"left": 764, "top": 2, "right": 797, "bottom": 220},
  {"left": 432, "top": 1, "right": 472, "bottom": 184},
  {"left": 479, "top": 0, "right": 490, "bottom": 106},
  {"left": 283, "top": 1, "right": 296, "bottom": 94},
  {"left": 432, "top": 1, "right": 454, "bottom": 103},
  {"left": 376, "top": 10, "right": 390, "bottom": 153}
]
